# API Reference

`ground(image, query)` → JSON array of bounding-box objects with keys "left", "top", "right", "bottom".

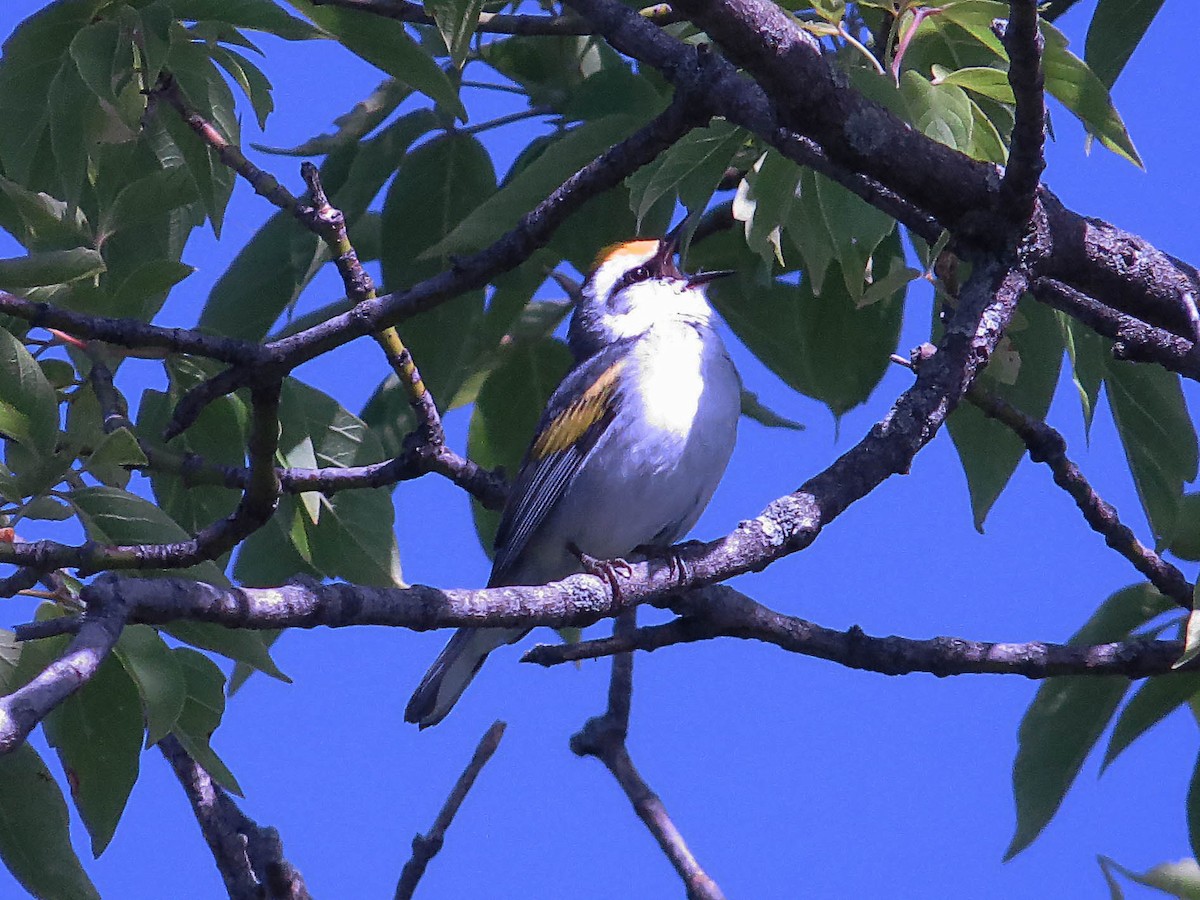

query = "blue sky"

[{"left": 2, "top": 1, "right": 1199, "bottom": 897}]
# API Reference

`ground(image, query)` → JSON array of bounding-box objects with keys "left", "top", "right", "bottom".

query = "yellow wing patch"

[
  {"left": 591, "top": 239, "right": 660, "bottom": 274},
  {"left": 532, "top": 359, "right": 626, "bottom": 458}
]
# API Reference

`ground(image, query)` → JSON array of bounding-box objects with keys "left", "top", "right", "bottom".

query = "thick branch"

[
  {"left": 394, "top": 721, "right": 506, "bottom": 900},
  {"left": 0, "top": 585, "right": 127, "bottom": 753},
  {"left": 567, "top": 0, "right": 1200, "bottom": 344},
  {"left": 524, "top": 586, "right": 1189, "bottom": 680},
  {"left": 160, "top": 735, "right": 310, "bottom": 899}
]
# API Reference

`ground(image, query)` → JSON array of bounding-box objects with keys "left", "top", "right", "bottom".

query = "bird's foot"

[
  {"left": 568, "top": 543, "right": 633, "bottom": 602},
  {"left": 633, "top": 541, "right": 700, "bottom": 590}
]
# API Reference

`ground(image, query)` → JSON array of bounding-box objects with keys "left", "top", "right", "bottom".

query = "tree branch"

[
  {"left": 567, "top": 0, "right": 1200, "bottom": 346},
  {"left": 166, "top": 90, "right": 710, "bottom": 438},
  {"left": 394, "top": 720, "right": 506, "bottom": 900},
  {"left": 159, "top": 734, "right": 310, "bottom": 900},
  {"left": 0, "top": 583, "right": 127, "bottom": 753},
  {"left": 570, "top": 612, "right": 725, "bottom": 900},
  {"left": 996, "top": 3, "right": 1046, "bottom": 224},
  {"left": 1032, "top": 277, "right": 1200, "bottom": 380},
  {"left": 0, "top": 380, "right": 282, "bottom": 574},
  {"left": 523, "top": 585, "right": 1189, "bottom": 680},
  {"left": 956, "top": 355, "right": 1193, "bottom": 607}
]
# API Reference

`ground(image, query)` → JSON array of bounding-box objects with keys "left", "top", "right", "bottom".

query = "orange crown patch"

[{"left": 591, "top": 239, "right": 661, "bottom": 273}]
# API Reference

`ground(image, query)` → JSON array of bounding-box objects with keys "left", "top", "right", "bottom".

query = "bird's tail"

[{"left": 404, "top": 627, "right": 527, "bottom": 728}]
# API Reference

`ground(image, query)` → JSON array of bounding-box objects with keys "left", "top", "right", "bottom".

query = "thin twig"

[
  {"left": 955, "top": 356, "right": 1192, "bottom": 606},
  {"left": 523, "top": 585, "right": 1190, "bottom": 680},
  {"left": 1033, "top": 278, "right": 1200, "bottom": 382},
  {"left": 571, "top": 611, "right": 725, "bottom": 900},
  {"left": 394, "top": 721, "right": 507, "bottom": 900},
  {"left": 166, "top": 90, "right": 710, "bottom": 439},
  {"left": 160, "top": 735, "right": 311, "bottom": 900}
]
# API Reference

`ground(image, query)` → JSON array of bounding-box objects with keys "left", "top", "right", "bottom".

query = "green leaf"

[
  {"left": 0, "top": 177, "right": 92, "bottom": 250},
  {"left": 99, "top": 166, "right": 200, "bottom": 241},
  {"left": 113, "top": 625, "right": 187, "bottom": 747},
  {"left": 21, "top": 495, "right": 75, "bottom": 521},
  {"left": 1041, "top": 24, "right": 1142, "bottom": 167},
  {"left": 83, "top": 426, "right": 148, "bottom": 489},
  {"left": 626, "top": 120, "right": 744, "bottom": 229},
  {"left": 1057, "top": 311, "right": 1106, "bottom": 435},
  {"left": 43, "top": 652, "right": 143, "bottom": 856},
  {"left": 208, "top": 45, "right": 274, "bottom": 129},
  {"left": 106, "top": 258, "right": 195, "bottom": 320},
  {"left": 0, "top": 743, "right": 100, "bottom": 900},
  {"left": 936, "top": 1, "right": 1141, "bottom": 166},
  {"left": 1168, "top": 494, "right": 1200, "bottom": 562},
  {"left": 732, "top": 151, "right": 800, "bottom": 269},
  {"left": 0, "top": 325, "right": 60, "bottom": 455},
  {"left": 201, "top": 108, "right": 436, "bottom": 340},
  {"left": 947, "top": 299, "right": 1063, "bottom": 531},
  {"left": 68, "top": 485, "right": 230, "bottom": 585},
  {"left": 740, "top": 388, "right": 805, "bottom": 431},
  {"left": 467, "top": 337, "right": 574, "bottom": 552},
  {"left": 429, "top": 114, "right": 648, "bottom": 257},
  {"left": 0, "top": 1, "right": 95, "bottom": 188},
  {"left": 0, "top": 248, "right": 105, "bottom": 289},
  {"left": 138, "top": 380, "right": 244, "bottom": 536},
  {"left": 161, "top": 40, "right": 239, "bottom": 236},
  {"left": 1085, "top": 0, "right": 1166, "bottom": 90},
  {"left": 237, "top": 379, "right": 403, "bottom": 587},
  {"left": 786, "top": 168, "right": 897, "bottom": 299},
  {"left": 171, "top": 0, "right": 322, "bottom": 40},
  {"left": 49, "top": 58, "right": 101, "bottom": 211},
  {"left": 288, "top": 0, "right": 465, "bottom": 120},
  {"left": 1103, "top": 669, "right": 1200, "bottom": 772},
  {"left": 0, "top": 628, "right": 19, "bottom": 694},
  {"left": 162, "top": 621, "right": 289, "bottom": 684},
  {"left": 899, "top": 70, "right": 973, "bottom": 153},
  {"left": 481, "top": 34, "right": 607, "bottom": 109},
  {"left": 381, "top": 132, "right": 496, "bottom": 404},
  {"left": 1007, "top": 583, "right": 1175, "bottom": 859},
  {"left": 169, "top": 647, "right": 242, "bottom": 795},
  {"left": 932, "top": 65, "right": 1014, "bottom": 103},
  {"left": 68, "top": 20, "right": 128, "bottom": 106},
  {"left": 234, "top": 495, "right": 322, "bottom": 586},
  {"left": 703, "top": 230, "right": 906, "bottom": 419},
  {"left": 425, "top": 0, "right": 483, "bottom": 69},
  {"left": 1106, "top": 359, "right": 1199, "bottom": 546}
]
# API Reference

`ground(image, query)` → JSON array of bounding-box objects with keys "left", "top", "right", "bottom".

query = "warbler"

[{"left": 405, "top": 234, "right": 741, "bottom": 728}]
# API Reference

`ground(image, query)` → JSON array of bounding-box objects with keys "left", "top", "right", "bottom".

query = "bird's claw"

[{"left": 568, "top": 543, "right": 633, "bottom": 602}]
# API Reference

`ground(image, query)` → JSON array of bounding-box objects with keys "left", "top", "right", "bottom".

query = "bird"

[{"left": 404, "top": 233, "right": 741, "bottom": 728}]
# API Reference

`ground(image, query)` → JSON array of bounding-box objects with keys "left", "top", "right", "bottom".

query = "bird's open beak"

[
  {"left": 654, "top": 232, "right": 683, "bottom": 279},
  {"left": 687, "top": 269, "right": 735, "bottom": 287}
]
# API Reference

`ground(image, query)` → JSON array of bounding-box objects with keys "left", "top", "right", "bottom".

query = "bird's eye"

[{"left": 612, "top": 265, "right": 652, "bottom": 299}]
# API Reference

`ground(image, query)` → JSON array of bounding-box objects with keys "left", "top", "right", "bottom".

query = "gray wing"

[{"left": 488, "top": 338, "right": 634, "bottom": 587}]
